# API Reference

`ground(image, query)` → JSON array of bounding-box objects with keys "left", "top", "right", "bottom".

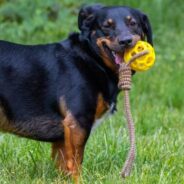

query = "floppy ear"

[
  {"left": 78, "top": 4, "right": 104, "bottom": 32},
  {"left": 141, "top": 14, "right": 153, "bottom": 45}
]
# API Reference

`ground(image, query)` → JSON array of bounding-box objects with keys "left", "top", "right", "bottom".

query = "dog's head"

[{"left": 78, "top": 5, "right": 153, "bottom": 71}]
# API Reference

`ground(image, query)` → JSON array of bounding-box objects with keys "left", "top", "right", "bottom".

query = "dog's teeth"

[{"left": 112, "top": 51, "right": 116, "bottom": 56}]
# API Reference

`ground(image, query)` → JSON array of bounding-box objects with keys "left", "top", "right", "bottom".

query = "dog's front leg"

[{"left": 52, "top": 112, "right": 88, "bottom": 183}]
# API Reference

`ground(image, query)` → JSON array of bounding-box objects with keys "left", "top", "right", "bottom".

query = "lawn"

[{"left": 0, "top": 0, "right": 184, "bottom": 183}]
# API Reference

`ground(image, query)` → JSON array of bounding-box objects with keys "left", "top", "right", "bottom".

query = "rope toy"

[{"left": 118, "top": 41, "right": 155, "bottom": 178}]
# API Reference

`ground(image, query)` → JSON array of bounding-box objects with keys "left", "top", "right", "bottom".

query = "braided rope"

[{"left": 118, "top": 50, "right": 149, "bottom": 178}]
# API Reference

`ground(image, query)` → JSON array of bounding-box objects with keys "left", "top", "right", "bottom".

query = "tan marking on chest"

[{"left": 95, "top": 94, "right": 109, "bottom": 120}]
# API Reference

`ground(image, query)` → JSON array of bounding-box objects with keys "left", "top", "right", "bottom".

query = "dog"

[{"left": 0, "top": 4, "right": 153, "bottom": 180}]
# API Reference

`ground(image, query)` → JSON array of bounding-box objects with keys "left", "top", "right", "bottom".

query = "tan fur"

[
  {"left": 0, "top": 106, "right": 14, "bottom": 132},
  {"left": 95, "top": 93, "right": 109, "bottom": 120},
  {"left": 96, "top": 37, "right": 117, "bottom": 71},
  {"left": 52, "top": 101, "right": 87, "bottom": 183}
]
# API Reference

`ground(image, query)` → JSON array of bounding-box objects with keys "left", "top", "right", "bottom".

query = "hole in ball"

[
  {"left": 137, "top": 46, "right": 144, "bottom": 52},
  {"left": 131, "top": 51, "right": 136, "bottom": 56}
]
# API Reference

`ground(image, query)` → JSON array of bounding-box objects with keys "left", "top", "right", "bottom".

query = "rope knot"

[{"left": 118, "top": 63, "right": 132, "bottom": 90}]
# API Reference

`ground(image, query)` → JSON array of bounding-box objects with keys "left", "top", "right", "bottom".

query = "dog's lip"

[
  {"left": 103, "top": 43, "right": 115, "bottom": 62},
  {"left": 102, "top": 43, "right": 124, "bottom": 65}
]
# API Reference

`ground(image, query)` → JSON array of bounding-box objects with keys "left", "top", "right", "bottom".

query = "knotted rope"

[{"left": 118, "top": 50, "right": 149, "bottom": 178}]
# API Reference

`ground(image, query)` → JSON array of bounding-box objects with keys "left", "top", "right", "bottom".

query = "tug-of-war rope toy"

[{"left": 118, "top": 41, "right": 155, "bottom": 178}]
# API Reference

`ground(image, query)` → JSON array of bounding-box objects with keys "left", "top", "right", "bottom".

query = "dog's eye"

[
  {"left": 102, "top": 19, "right": 115, "bottom": 29},
  {"left": 129, "top": 20, "right": 137, "bottom": 27},
  {"left": 102, "top": 23, "right": 113, "bottom": 29},
  {"left": 103, "top": 24, "right": 111, "bottom": 28}
]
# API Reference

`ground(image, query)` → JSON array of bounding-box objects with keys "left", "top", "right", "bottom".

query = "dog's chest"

[
  {"left": 93, "top": 93, "right": 115, "bottom": 129},
  {"left": 93, "top": 102, "right": 115, "bottom": 129}
]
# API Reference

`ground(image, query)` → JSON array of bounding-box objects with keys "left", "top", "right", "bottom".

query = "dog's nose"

[{"left": 118, "top": 36, "right": 133, "bottom": 46}]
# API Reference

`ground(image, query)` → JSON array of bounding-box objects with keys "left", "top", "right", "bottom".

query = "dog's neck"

[{"left": 61, "top": 32, "right": 120, "bottom": 108}]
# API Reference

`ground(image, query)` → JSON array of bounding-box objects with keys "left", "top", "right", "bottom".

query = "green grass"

[{"left": 0, "top": 0, "right": 184, "bottom": 183}]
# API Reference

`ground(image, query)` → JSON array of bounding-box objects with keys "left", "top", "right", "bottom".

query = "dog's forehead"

[{"left": 96, "top": 7, "right": 134, "bottom": 21}]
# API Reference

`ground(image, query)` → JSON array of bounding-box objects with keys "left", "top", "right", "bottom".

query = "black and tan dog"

[{"left": 0, "top": 5, "right": 153, "bottom": 179}]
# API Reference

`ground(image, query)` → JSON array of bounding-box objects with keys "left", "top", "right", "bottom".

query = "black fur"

[{"left": 0, "top": 5, "right": 153, "bottom": 142}]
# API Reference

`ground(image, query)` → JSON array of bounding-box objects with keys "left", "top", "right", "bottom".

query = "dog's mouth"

[
  {"left": 102, "top": 43, "right": 124, "bottom": 65},
  {"left": 112, "top": 51, "right": 123, "bottom": 65}
]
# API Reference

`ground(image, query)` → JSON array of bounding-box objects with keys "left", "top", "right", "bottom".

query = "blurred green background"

[
  {"left": 0, "top": 0, "right": 184, "bottom": 184},
  {"left": 0, "top": 0, "right": 183, "bottom": 43}
]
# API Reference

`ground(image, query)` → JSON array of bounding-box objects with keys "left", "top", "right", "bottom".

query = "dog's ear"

[
  {"left": 78, "top": 4, "right": 104, "bottom": 32},
  {"left": 140, "top": 13, "right": 153, "bottom": 45}
]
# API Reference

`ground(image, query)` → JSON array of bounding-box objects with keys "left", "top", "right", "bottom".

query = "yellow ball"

[{"left": 124, "top": 41, "right": 155, "bottom": 71}]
